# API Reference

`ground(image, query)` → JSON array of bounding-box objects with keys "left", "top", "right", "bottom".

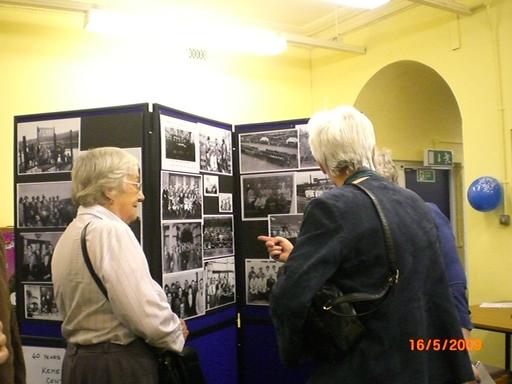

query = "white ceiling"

[{"left": 0, "top": 0, "right": 485, "bottom": 51}]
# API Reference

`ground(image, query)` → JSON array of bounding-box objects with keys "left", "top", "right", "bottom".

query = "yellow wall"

[
  {"left": 2, "top": 0, "right": 511, "bottom": 369},
  {"left": 309, "top": 0, "right": 512, "bottom": 366},
  {"left": 0, "top": 7, "right": 313, "bottom": 226}
]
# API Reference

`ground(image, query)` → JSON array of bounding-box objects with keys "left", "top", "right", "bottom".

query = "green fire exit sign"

[{"left": 424, "top": 149, "right": 453, "bottom": 167}]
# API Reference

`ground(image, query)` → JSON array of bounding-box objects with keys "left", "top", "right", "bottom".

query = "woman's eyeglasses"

[{"left": 124, "top": 180, "right": 143, "bottom": 191}]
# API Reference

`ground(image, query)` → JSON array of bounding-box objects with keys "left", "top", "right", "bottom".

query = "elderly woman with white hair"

[
  {"left": 259, "top": 106, "right": 474, "bottom": 383},
  {"left": 52, "top": 147, "right": 188, "bottom": 384}
]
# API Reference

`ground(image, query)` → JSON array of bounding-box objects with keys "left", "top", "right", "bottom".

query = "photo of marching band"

[
  {"left": 239, "top": 129, "right": 298, "bottom": 173},
  {"left": 20, "top": 232, "right": 62, "bottom": 282},
  {"left": 199, "top": 123, "right": 232, "bottom": 175},
  {"left": 17, "top": 117, "right": 80, "bottom": 175},
  {"left": 162, "top": 221, "right": 203, "bottom": 273},
  {"left": 245, "top": 259, "right": 282, "bottom": 306},
  {"left": 17, "top": 182, "right": 77, "bottom": 228},
  {"left": 161, "top": 171, "right": 202, "bottom": 221},
  {"left": 203, "top": 215, "right": 234, "bottom": 258},
  {"left": 205, "top": 256, "right": 235, "bottom": 310}
]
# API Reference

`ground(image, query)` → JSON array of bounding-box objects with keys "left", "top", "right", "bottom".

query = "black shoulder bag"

[
  {"left": 80, "top": 222, "right": 205, "bottom": 384},
  {"left": 304, "top": 182, "right": 400, "bottom": 361}
]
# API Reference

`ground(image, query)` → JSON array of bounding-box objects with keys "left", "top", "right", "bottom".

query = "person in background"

[
  {"left": 52, "top": 147, "right": 188, "bottom": 384},
  {"left": 373, "top": 148, "right": 479, "bottom": 381},
  {"left": 258, "top": 106, "right": 474, "bottom": 383},
  {"left": 0, "top": 236, "right": 26, "bottom": 383}
]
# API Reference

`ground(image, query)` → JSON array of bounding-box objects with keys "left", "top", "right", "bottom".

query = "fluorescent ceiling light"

[
  {"left": 85, "top": 8, "right": 287, "bottom": 56},
  {"left": 324, "top": 0, "right": 391, "bottom": 9}
]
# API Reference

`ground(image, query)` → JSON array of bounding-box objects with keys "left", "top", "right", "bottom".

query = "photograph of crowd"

[
  {"left": 160, "top": 114, "right": 199, "bottom": 172},
  {"left": 24, "top": 284, "right": 61, "bottom": 321},
  {"left": 162, "top": 221, "right": 203, "bottom": 273},
  {"left": 163, "top": 269, "right": 205, "bottom": 320},
  {"left": 241, "top": 173, "right": 295, "bottom": 220},
  {"left": 239, "top": 129, "right": 299, "bottom": 173},
  {"left": 203, "top": 174, "right": 219, "bottom": 196},
  {"left": 161, "top": 172, "right": 202, "bottom": 220},
  {"left": 18, "top": 182, "right": 76, "bottom": 228},
  {"left": 17, "top": 117, "right": 80, "bottom": 175},
  {"left": 296, "top": 170, "right": 334, "bottom": 213},
  {"left": 203, "top": 215, "right": 234, "bottom": 258},
  {"left": 245, "top": 259, "right": 282, "bottom": 306},
  {"left": 268, "top": 214, "right": 303, "bottom": 246},
  {"left": 20, "top": 232, "right": 62, "bottom": 282},
  {"left": 199, "top": 124, "right": 232, "bottom": 175},
  {"left": 298, "top": 124, "right": 317, "bottom": 169},
  {"left": 219, "top": 193, "right": 233, "bottom": 213},
  {"left": 205, "top": 256, "right": 235, "bottom": 310}
]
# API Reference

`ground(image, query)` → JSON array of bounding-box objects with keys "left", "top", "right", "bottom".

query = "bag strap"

[
  {"left": 351, "top": 182, "right": 400, "bottom": 283},
  {"left": 323, "top": 181, "right": 399, "bottom": 309},
  {"left": 81, "top": 222, "right": 109, "bottom": 300}
]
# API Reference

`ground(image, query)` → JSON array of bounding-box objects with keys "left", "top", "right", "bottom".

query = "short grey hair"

[
  {"left": 72, "top": 147, "right": 139, "bottom": 207},
  {"left": 373, "top": 147, "right": 398, "bottom": 184},
  {"left": 307, "top": 105, "right": 376, "bottom": 177}
]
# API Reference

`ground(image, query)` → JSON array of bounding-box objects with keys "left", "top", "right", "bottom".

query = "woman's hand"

[
  {"left": 257, "top": 236, "right": 294, "bottom": 263},
  {"left": 180, "top": 319, "right": 189, "bottom": 341},
  {"left": 0, "top": 321, "right": 9, "bottom": 364}
]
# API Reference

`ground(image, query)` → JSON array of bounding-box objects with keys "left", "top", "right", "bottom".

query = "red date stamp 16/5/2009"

[{"left": 409, "top": 338, "right": 483, "bottom": 351}]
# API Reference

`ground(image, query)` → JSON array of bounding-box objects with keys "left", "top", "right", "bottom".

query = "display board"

[
  {"left": 14, "top": 104, "right": 149, "bottom": 339},
  {"left": 234, "top": 118, "right": 319, "bottom": 384}
]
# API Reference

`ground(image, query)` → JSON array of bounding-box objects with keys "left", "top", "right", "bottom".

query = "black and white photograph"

[
  {"left": 239, "top": 129, "right": 299, "bottom": 173},
  {"left": 163, "top": 269, "right": 205, "bottom": 320},
  {"left": 219, "top": 193, "right": 233, "bottom": 213},
  {"left": 268, "top": 214, "right": 303, "bottom": 246},
  {"left": 17, "top": 182, "right": 76, "bottom": 228},
  {"left": 162, "top": 221, "right": 203, "bottom": 273},
  {"left": 245, "top": 259, "right": 282, "bottom": 306},
  {"left": 298, "top": 123, "right": 317, "bottom": 169},
  {"left": 161, "top": 171, "right": 202, "bottom": 221},
  {"left": 24, "top": 284, "right": 61, "bottom": 321},
  {"left": 296, "top": 170, "right": 335, "bottom": 213},
  {"left": 199, "top": 123, "right": 232, "bottom": 175},
  {"left": 17, "top": 117, "right": 80, "bottom": 175},
  {"left": 203, "top": 174, "right": 219, "bottom": 196},
  {"left": 160, "top": 114, "right": 199, "bottom": 173},
  {"left": 20, "top": 232, "right": 62, "bottom": 282},
  {"left": 241, "top": 172, "right": 295, "bottom": 220},
  {"left": 205, "top": 256, "right": 235, "bottom": 310},
  {"left": 203, "top": 215, "right": 234, "bottom": 258}
]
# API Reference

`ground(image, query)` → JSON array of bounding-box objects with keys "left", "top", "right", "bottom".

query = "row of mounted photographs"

[
  {"left": 17, "top": 211, "right": 302, "bottom": 286},
  {"left": 16, "top": 166, "right": 334, "bottom": 229},
  {"left": 16, "top": 115, "right": 317, "bottom": 177},
  {"left": 18, "top": 215, "right": 235, "bottom": 284},
  {"left": 22, "top": 255, "right": 236, "bottom": 322},
  {"left": 22, "top": 256, "right": 284, "bottom": 323}
]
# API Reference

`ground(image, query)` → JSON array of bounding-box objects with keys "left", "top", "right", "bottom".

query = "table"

[{"left": 470, "top": 305, "right": 512, "bottom": 371}]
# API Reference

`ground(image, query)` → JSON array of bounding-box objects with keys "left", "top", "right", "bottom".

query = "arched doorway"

[{"left": 354, "top": 60, "right": 465, "bottom": 264}]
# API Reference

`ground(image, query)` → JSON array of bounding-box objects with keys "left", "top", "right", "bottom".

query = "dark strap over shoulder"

[
  {"left": 323, "top": 181, "right": 400, "bottom": 309},
  {"left": 81, "top": 222, "right": 109, "bottom": 300}
]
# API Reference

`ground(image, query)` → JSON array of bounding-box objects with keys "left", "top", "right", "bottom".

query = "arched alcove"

[
  {"left": 354, "top": 60, "right": 462, "bottom": 163},
  {"left": 355, "top": 60, "right": 466, "bottom": 264}
]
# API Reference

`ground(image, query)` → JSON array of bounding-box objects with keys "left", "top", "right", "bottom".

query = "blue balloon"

[{"left": 467, "top": 176, "right": 502, "bottom": 212}]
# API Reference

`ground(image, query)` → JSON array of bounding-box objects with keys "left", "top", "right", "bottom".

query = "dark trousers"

[{"left": 62, "top": 339, "right": 158, "bottom": 384}]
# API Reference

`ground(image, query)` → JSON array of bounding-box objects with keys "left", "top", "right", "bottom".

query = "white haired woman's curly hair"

[{"left": 307, "top": 105, "right": 376, "bottom": 177}]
